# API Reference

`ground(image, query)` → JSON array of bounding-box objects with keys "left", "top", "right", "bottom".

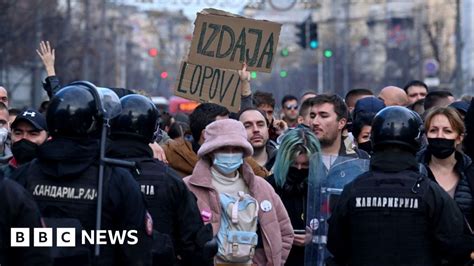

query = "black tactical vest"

[
  {"left": 130, "top": 158, "right": 176, "bottom": 265},
  {"left": 24, "top": 161, "right": 117, "bottom": 265},
  {"left": 132, "top": 158, "right": 175, "bottom": 232},
  {"left": 347, "top": 170, "right": 439, "bottom": 266}
]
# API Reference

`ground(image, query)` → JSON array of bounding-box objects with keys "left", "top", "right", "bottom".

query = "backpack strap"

[
  {"left": 231, "top": 192, "right": 259, "bottom": 224},
  {"left": 231, "top": 192, "right": 243, "bottom": 224}
]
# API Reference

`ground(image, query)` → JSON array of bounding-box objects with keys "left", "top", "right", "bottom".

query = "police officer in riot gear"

[
  {"left": 108, "top": 94, "right": 214, "bottom": 266},
  {"left": 327, "top": 106, "right": 474, "bottom": 266},
  {"left": 0, "top": 174, "right": 52, "bottom": 265},
  {"left": 13, "top": 82, "right": 153, "bottom": 265}
]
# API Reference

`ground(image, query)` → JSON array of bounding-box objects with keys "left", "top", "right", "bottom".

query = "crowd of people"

[{"left": 1, "top": 40, "right": 474, "bottom": 266}]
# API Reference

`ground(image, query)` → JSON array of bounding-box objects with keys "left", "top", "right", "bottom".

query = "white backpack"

[{"left": 216, "top": 191, "right": 259, "bottom": 263}]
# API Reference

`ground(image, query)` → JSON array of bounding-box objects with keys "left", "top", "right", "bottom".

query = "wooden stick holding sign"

[
  {"left": 188, "top": 9, "right": 282, "bottom": 73},
  {"left": 174, "top": 61, "right": 241, "bottom": 113}
]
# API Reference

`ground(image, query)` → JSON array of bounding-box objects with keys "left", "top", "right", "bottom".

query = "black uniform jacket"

[
  {"left": 108, "top": 138, "right": 213, "bottom": 266},
  {"left": 328, "top": 150, "right": 474, "bottom": 266},
  {"left": 0, "top": 175, "right": 52, "bottom": 266},
  {"left": 12, "top": 137, "right": 153, "bottom": 266}
]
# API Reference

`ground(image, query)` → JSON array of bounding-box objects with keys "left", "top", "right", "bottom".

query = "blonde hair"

[{"left": 424, "top": 106, "right": 465, "bottom": 136}]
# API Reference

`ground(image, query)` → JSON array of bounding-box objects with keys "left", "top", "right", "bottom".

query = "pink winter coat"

[{"left": 184, "top": 159, "right": 294, "bottom": 266}]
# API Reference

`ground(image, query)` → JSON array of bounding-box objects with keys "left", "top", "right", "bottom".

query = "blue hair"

[{"left": 273, "top": 128, "right": 321, "bottom": 188}]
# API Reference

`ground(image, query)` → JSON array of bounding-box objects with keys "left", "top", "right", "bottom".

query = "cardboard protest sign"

[
  {"left": 188, "top": 9, "right": 282, "bottom": 73},
  {"left": 174, "top": 61, "right": 241, "bottom": 113}
]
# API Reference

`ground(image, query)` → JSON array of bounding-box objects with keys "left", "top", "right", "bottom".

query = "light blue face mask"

[{"left": 213, "top": 152, "right": 244, "bottom": 175}]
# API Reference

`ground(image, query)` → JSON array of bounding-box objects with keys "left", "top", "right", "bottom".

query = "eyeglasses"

[{"left": 285, "top": 104, "right": 298, "bottom": 110}]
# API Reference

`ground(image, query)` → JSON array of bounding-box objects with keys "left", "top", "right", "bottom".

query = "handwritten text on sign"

[
  {"left": 188, "top": 12, "right": 281, "bottom": 73},
  {"left": 174, "top": 62, "right": 241, "bottom": 112}
]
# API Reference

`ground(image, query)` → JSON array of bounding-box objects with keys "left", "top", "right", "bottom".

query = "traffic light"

[
  {"left": 251, "top": 71, "right": 257, "bottom": 79},
  {"left": 281, "top": 48, "right": 289, "bottom": 57},
  {"left": 309, "top": 22, "right": 318, "bottom": 49},
  {"left": 279, "top": 70, "right": 288, "bottom": 78},
  {"left": 295, "top": 21, "right": 307, "bottom": 49},
  {"left": 160, "top": 71, "right": 168, "bottom": 79},
  {"left": 324, "top": 49, "right": 333, "bottom": 58}
]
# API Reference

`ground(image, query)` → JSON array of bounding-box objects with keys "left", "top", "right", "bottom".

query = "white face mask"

[
  {"left": 0, "top": 127, "right": 8, "bottom": 146},
  {"left": 213, "top": 152, "right": 243, "bottom": 175}
]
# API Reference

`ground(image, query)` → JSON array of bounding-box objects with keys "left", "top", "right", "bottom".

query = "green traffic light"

[
  {"left": 279, "top": 70, "right": 288, "bottom": 78},
  {"left": 324, "top": 49, "right": 333, "bottom": 58},
  {"left": 251, "top": 71, "right": 257, "bottom": 79},
  {"left": 310, "top": 40, "right": 319, "bottom": 49},
  {"left": 281, "top": 48, "right": 289, "bottom": 57}
]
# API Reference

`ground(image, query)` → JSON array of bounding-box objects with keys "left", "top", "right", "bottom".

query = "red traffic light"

[
  {"left": 148, "top": 48, "right": 158, "bottom": 57},
  {"left": 160, "top": 71, "right": 168, "bottom": 79}
]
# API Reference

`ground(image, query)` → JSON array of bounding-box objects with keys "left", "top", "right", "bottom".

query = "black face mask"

[
  {"left": 427, "top": 138, "right": 456, "bottom": 159},
  {"left": 283, "top": 167, "right": 309, "bottom": 194},
  {"left": 358, "top": 140, "right": 373, "bottom": 154},
  {"left": 288, "top": 167, "right": 309, "bottom": 180},
  {"left": 12, "top": 139, "right": 39, "bottom": 165}
]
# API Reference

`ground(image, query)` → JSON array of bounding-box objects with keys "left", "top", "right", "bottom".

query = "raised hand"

[
  {"left": 36, "top": 41, "right": 56, "bottom": 76},
  {"left": 238, "top": 62, "right": 250, "bottom": 82},
  {"left": 238, "top": 63, "right": 251, "bottom": 97}
]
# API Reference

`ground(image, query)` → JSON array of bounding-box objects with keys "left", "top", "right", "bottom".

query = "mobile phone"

[{"left": 294, "top": 229, "right": 305, "bottom": 234}]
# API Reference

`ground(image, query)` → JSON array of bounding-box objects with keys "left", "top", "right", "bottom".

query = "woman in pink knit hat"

[{"left": 184, "top": 118, "right": 294, "bottom": 266}]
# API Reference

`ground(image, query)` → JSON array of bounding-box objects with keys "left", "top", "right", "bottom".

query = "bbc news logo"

[{"left": 11, "top": 228, "right": 138, "bottom": 247}]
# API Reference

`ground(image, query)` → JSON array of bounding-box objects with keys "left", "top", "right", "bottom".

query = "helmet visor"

[{"left": 97, "top": 87, "right": 122, "bottom": 119}]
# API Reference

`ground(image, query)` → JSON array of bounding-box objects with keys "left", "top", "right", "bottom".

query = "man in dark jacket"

[
  {"left": 13, "top": 82, "right": 153, "bottom": 265},
  {"left": 1, "top": 109, "right": 48, "bottom": 179},
  {"left": 109, "top": 94, "right": 214, "bottom": 266},
  {"left": 327, "top": 106, "right": 474, "bottom": 266}
]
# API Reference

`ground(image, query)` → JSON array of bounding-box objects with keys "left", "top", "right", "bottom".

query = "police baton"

[
  {"left": 89, "top": 85, "right": 136, "bottom": 260},
  {"left": 94, "top": 119, "right": 136, "bottom": 259}
]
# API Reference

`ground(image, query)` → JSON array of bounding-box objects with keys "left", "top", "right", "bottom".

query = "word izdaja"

[
  {"left": 188, "top": 10, "right": 281, "bottom": 73},
  {"left": 195, "top": 22, "right": 275, "bottom": 69}
]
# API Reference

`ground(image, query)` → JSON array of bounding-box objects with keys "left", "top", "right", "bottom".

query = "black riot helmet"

[
  {"left": 47, "top": 82, "right": 102, "bottom": 138},
  {"left": 371, "top": 106, "right": 423, "bottom": 153},
  {"left": 110, "top": 94, "right": 160, "bottom": 143},
  {"left": 47, "top": 81, "right": 121, "bottom": 139}
]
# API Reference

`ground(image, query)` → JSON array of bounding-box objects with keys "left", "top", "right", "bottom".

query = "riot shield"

[{"left": 304, "top": 153, "right": 370, "bottom": 266}]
